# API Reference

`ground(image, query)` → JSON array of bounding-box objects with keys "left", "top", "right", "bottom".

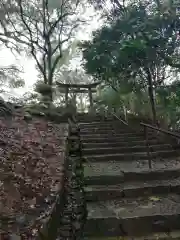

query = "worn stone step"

[
  {"left": 81, "top": 135, "right": 156, "bottom": 143},
  {"left": 80, "top": 128, "right": 136, "bottom": 135},
  {"left": 85, "top": 178, "right": 180, "bottom": 201},
  {"left": 82, "top": 136, "right": 144, "bottom": 144},
  {"left": 84, "top": 149, "right": 178, "bottom": 162},
  {"left": 85, "top": 194, "right": 180, "bottom": 237},
  {"left": 82, "top": 139, "right": 164, "bottom": 148},
  {"left": 79, "top": 123, "right": 145, "bottom": 130},
  {"left": 79, "top": 121, "right": 125, "bottom": 128},
  {"left": 80, "top": 130, "right": 147, "bottom": 137},
  {"left": 82, "top": 144, "right": 174, "bottom": 155},
  {"left": 83, "top": 231, "right": 180, "bottom": 240},
  {"left": 84, "top": 160, "right": 180, "bottom": 185},
  {"left": 78, "top": 117, "right": 116, "bottom": 123},
  {"left": 80, "top": 125, "right": 139, "bottom": 131},
  {"left": 80, "top": 133, "right": 147, "bottom": 138},
  {"left": 80, "top": 124, "right": 129, "bottom": 129}
]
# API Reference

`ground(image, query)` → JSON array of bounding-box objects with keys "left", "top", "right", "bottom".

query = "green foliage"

[
  {"left": 95, "top": 82, "right": 151, "bottom": 116},
  {"left": 94, "top": 78, "right": 180, "bottom": 129},
  {"left": 155, "top": 81, "right": 180, "bottom": 129},
  {"left": 82, "top": 1, "right": 179, "bottom": 84},
  {"left": 35, "top": 82, "right": 53, "bottom": 96},
  {"left": 81, "top": 0, "right": 180, "bottom": 126}
]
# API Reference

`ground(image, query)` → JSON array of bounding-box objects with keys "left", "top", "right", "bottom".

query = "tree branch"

[{"left": 18, "top": 0, "right": 47, "bottom": 81}]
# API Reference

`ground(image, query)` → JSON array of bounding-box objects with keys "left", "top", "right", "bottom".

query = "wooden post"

[
  {"left": 65, "top": 87, "right": 69, "bottom": 107},
  {"left": 88, "top": 87, "right": 93, "bottom": 111}
]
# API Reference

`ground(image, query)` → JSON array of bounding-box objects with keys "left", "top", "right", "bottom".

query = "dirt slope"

[{"left": 0, "top": 108, "right": 67, "bottom": 239}]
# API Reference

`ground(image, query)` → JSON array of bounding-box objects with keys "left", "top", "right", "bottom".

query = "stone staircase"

[{"left": 79, "top": 116, "right": 180, "bottom": 239}]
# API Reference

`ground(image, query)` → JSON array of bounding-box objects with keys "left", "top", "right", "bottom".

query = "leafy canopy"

[{"left": 82, "top": 0, "right": 180, "bottom": 85}]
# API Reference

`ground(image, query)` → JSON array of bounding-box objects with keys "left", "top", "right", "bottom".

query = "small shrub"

[{"left": 35, "top": 82, "right": 52, "bottom": 96}]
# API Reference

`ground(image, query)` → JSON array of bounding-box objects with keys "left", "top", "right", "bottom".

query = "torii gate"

[{"left": 56, "top": 81, "right": 101, "bottom": 111}]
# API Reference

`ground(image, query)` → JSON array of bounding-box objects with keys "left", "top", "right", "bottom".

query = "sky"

[{"left": 0, "top": 4, "right": 103, "bottom": 99}]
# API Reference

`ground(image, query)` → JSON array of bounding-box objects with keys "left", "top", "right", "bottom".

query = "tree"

[
  {"left": 81, "top": 0, "right": 180, "bottom": 123},
  {"left": 0, "top": 0, "right": 85, "bottom": 100}
]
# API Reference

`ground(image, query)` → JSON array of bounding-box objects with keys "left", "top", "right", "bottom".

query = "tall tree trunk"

[
  {"left": 146, "top": 68, "right": 157, "bottom": 124},
  {"left": 47, "top": 35, "right": 53, "bottom": 101}
]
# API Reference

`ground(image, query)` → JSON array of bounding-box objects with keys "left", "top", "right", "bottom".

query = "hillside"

[{"left": 0, "top": 107, "right": 67, "bottom": 238}]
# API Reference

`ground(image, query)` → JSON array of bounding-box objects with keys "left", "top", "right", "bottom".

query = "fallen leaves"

[{"left": 0, "top": 108, "right": 68, "bottom": 238}]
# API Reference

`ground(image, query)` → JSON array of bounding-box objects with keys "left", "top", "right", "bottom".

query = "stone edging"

[{"left": 38, "top": 116, "right": 86, "bottom": 240}]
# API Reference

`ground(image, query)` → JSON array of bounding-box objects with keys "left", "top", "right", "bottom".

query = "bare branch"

[
  {"left": 0, "top": 2, "right": 45, "bottom": 52},
  {"left": 18, "top": 0, "right": 47, "bottom": 80},
  {"left": 0, "top": 0, "right": 84, "bottom": 97}
]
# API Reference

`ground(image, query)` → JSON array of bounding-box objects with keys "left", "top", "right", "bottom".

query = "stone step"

[
  {"left": 80, "top": 124, "right": 137, "bottom": 131},
  {"left": 84, "top": 149, "right": 178, "bottom": 162},
  {"left": 80, "top": 132, "right": 147, "bottom": 138},
  {"left": 78, "top": 117, "right": 116, "bottom": 123},
  {"left": 82, "top": 139, "right": 164, "bottom": 148},
  {"left": 80, "top": 130, "right": 147, "bottom": 136},
  {"left": 83, "top": 231, "right": 180, "bottom": 240},
  {"left": 84, "top": 194, "right": 180, "bottom": 237},
  {"left": 79, "top": 121, "right": 124, "bottom": 128},
  {"left": 85, "top": 178, "right": 180, "bottom": 201},
  {"left": 79, "top": 123, "right": 144, "bottom": 130},
  {"left": 82, "top": 144, "right": 174, "bottom": 155},
  {"left": 80, "top": 129, "right": 138, "bottom": 134},
  {"left": 84, "top": 160, "right": 180, "bottom": 185},
  {"left": 81, "top": 135, "right": 156, "bottom": 143},
  {"left": 80, "top": 124, "right": 128, "bottom": 129}
]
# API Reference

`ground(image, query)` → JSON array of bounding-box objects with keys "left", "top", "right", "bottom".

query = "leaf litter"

[{"left": 0, "top": 108, "right": 68, "bottom": 239}]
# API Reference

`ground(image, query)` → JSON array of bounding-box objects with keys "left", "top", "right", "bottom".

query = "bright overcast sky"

[{"left": 0, "top": 5, "right": 102, "bottom": 99}]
